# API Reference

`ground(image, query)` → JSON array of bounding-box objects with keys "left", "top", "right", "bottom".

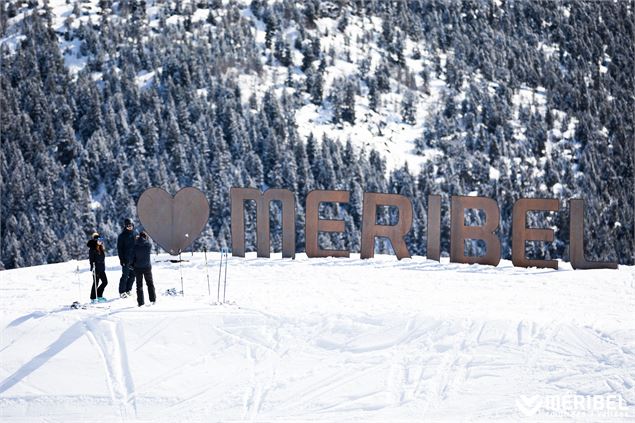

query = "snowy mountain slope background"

[
  {"left": 1, "top": 253, "right": 634, "bottom": 422},
  {"left": 1, "top": 0, "right": 633, "bottom": 269}
]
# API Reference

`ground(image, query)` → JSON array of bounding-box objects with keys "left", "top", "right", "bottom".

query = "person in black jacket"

[
  {"left": 117, "top": 218, "right": 137, "bottom": 298},
  {"left": 132, "top": 231, "right": 156, "bottom": 307},
  {"left": 89, "top": 237, "right": 109, "bottom": 302},
  {"left": 87, "top": 232, "right": 99, "bottom": 251}
]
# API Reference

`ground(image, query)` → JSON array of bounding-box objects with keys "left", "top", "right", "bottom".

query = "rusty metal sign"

[
  {"left": 137, "top": 187, "right": 210, "bottom": 255},
  {"left": 305, "top": 190, "right": 351, "bottom": 258},
  {"left": 360, "top": 193, "right": 413, "bottom": 260},
  {"left": 569, "top": 199, "right": 617, "bottom": 270},
  {"left": 450, "top": 196, "right": 501, "bottom": 266},
  {"left": 512, "top": 198, "right": 560, "bottom": 269},
  {"left": 427, "top": 195, "right": 441, "bottom": 261},
  {"left": 223, "top": 186, "right": 619, "bottom": 269},
  {"left": 230, "top": 188, "right": 296, "bottom": 258}
]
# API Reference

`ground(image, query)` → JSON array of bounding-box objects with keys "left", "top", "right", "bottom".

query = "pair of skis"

[{"left": 70, "top": 300, "right": 110, "bottom": 310}]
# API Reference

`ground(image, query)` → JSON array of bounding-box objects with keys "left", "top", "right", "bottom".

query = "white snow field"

[{"left": 1, "top": 253, "right": 634, "bottom": 422}]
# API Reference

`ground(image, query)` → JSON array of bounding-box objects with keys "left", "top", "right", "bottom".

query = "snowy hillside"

[
  {"left": 1, "top": 254, "right": 634, "bottom": 422},
  {"left": 2, "top": 0, "right": 441, "bottom": 170},
  {"left": 1, "top": 0, "right": 633, "bottom": 270}
]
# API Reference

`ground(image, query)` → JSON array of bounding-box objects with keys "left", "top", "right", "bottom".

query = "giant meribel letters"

[
  {"left": 512, "top": 198, "right": 560, "bottom": 269},
  {"left": 450, "top": 196, "right": 501, "bottom": 266},
  {"left": 228, "top": 189, "right": 617, "bottom": 268},
  {"left": 426, "top": 195, "right": 442, "bottom": 262},
  {"left": 230, "top": 187, "right": 296, "bottom": 259},
  {"left": 305, "top": 190, "right": 350, "bottom": 258},
  {"left": 138, "top": 187, "right": 617, "bottom": 269},
  {"left": 360, "top": 193, "right": 413, "bottom": 260},
  {"left": 569, "top": 199, "right": 618, "bottom": 270}
]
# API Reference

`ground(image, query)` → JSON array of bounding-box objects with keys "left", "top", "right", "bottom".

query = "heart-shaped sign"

[{"left": 137, "top": 187, "right": 210, "bottom": 255}]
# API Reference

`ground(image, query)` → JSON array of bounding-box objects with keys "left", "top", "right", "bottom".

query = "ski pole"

[
  {"left": 75, "top": 261, "right": 81, "bottom": 300},
  {"left": 217, "top": 249, "right": 223, "bottom": 303},
  {"left": 204, "top": 246, "right": 211, "bottom": 299},
  {"left": 222, "top": 247, "right": 228, "bottom": 303},
  {"left": 179, "top": 251, "right": 184, "bottom": 296},
  {"left": 92, "top": 266, "right": 97, "bottom": 302}
]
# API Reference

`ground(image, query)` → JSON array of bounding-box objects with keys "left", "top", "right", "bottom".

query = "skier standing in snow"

[
  {"left": 132, "top": 231, "right": 156, "bottom": 307},
  {"left": 117, "top": 218, "right": 136, "bottom": 298},
  {"left": 89, "top": 236, "right": 109, "bottom": 303},
  {"left": 87, "top": 232, "right": 100, "bottom": 301}
]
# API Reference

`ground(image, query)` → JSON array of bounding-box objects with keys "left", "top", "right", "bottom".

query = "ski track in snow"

[
  {"left": 84, "top": 317, "right": 138, "bottom": 418},
  {"left": 1, "top": 253, "right": 634, "bottom": 422}
]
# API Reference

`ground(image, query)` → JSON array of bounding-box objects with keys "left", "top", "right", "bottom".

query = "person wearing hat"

[
  {"left": 132, "top": 231, "right": 156, "bottom": 307},
  {"left": 117, "top": 218, "right": 137, "bottom": 298},
  {"left": 89, "top": 236, "right": 109, "bottom": 303},
  {"left": 87, "top": 232, "right": 99, "bottom": 251}
]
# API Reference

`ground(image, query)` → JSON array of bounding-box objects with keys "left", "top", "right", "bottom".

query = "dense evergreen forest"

[{"left": 1, "top": 0, "right": 633, "bottom": 269}]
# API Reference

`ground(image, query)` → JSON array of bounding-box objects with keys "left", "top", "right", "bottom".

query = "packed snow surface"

[{"left": 1, "top": 253, "right": 634, "bottom": 422}]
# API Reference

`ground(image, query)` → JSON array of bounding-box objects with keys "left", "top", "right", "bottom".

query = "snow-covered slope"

[{"left": 1, "top": 254, "right": 634, "bottom": 422}]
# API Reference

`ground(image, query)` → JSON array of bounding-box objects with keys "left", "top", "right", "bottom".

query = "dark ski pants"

[
  {"left": 119, "top": 264, "right": 136, "bottom": 294},
  {"left": 90, "top": 271, "right": 108, "bottom": 300},
  {"left": 135, "top": 268, "right": 156, "bottom": 306}
]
